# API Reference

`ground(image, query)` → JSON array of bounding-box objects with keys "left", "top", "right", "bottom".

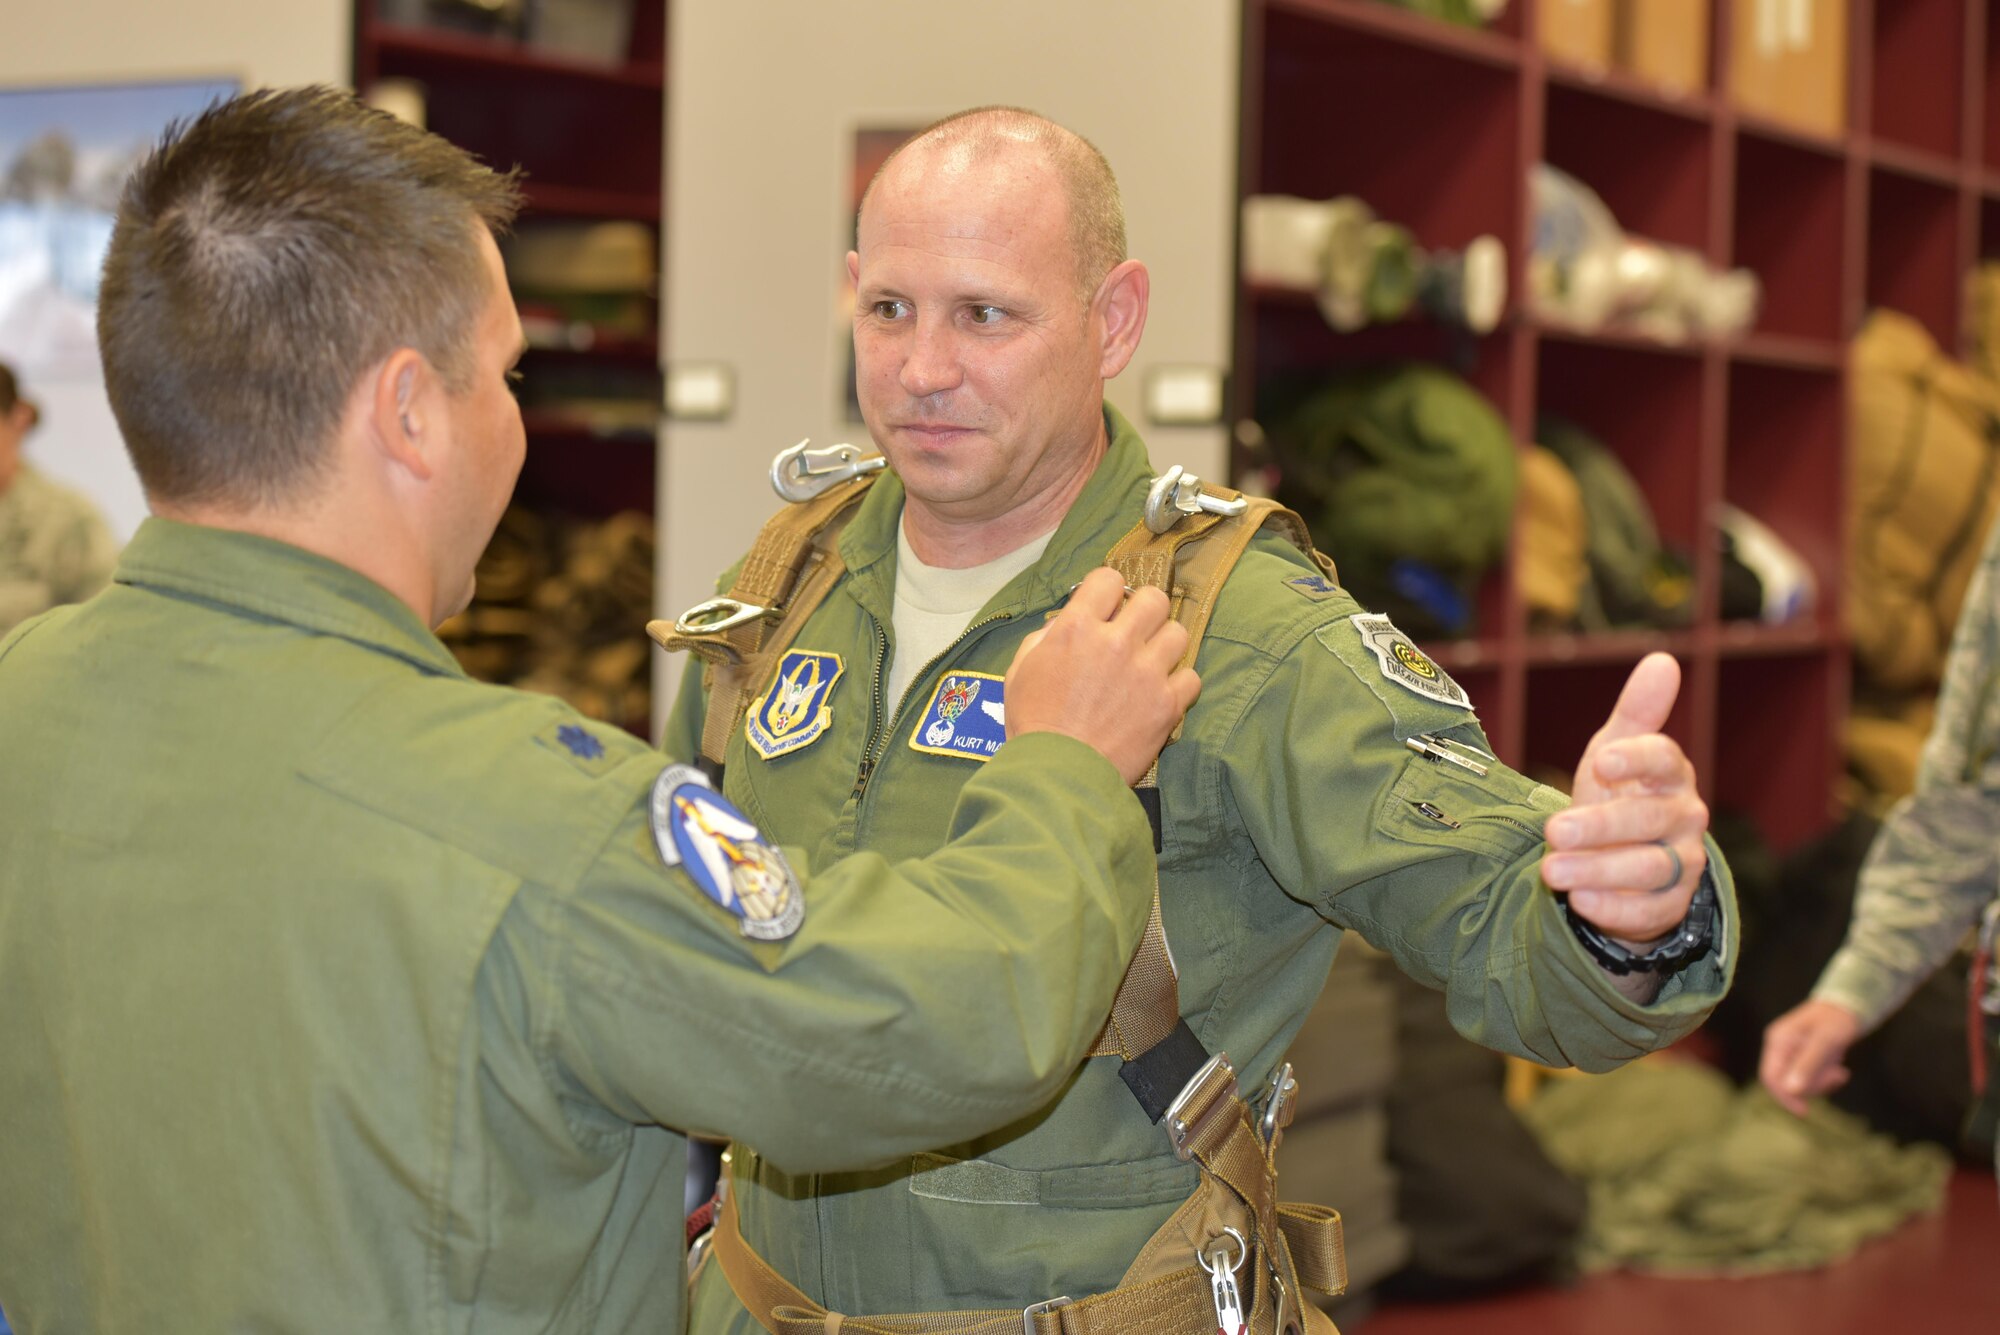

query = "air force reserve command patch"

[
  {"left": 909, "top": 670, "right": 1008, "bottom": 762},
  {"left": 746, "top": 650, "right": 844, "bottom": 760},
  {"left": 650, "top": 764, "right": 803, "bottom": 940},
  {"left": 1350, "top": 612, "right": 1471, "bottom": 710}
]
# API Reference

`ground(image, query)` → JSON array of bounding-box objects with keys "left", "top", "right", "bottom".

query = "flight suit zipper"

[{"left": 849, "top": 611, "right": 1015, "bottom": 808}]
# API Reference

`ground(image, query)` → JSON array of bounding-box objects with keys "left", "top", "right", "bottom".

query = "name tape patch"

[
  {"left": 746, "top": 650, "right": 844, "bottom": 760},
  {"left": 650, "top": 764, "right": 803, "bottom": 941},
  {"left": 908, "top": 671, "right": 1008, "bottom": 763},
  {"left": 1351, "top": 613, "right": 1471, "bottom": 711}
]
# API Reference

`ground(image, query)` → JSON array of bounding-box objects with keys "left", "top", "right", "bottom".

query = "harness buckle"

[
  {"left": 672, "top": 597, "right": 777, "bottom": 636},
  {"left": 1143, "top": 464, "right": 1248, "bottom": 534},
  {"left": 770, "top": 438, "right": 888, "bottom": 502},
  {"left": 1021, "top": 1295, "right": 1073, "bottom": 1333},
  {"left": 1164, "top": 1051, "right": 1237, "bottom": 1161}
]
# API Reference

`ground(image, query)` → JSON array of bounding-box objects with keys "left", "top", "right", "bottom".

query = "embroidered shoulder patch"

[
  {"left": 650, "top": 764, "right": 803, "bottom": 940},
  {"left": 1349, "top": 613, "right": 1471, "bottom": 710},
  {"left": 746, "top": 650, "right": 844, "bottom": 760},
  {"left": 1284, "top": 572, "right": 1342, "bottom": 601},
  {"left": 908, "top": 671, "right": 1008, "bottom": 762}
]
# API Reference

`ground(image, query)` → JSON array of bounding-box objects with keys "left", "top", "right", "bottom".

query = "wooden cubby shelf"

[{"left": 1236, "top": 0, "right": 1998, "bottom": 851}]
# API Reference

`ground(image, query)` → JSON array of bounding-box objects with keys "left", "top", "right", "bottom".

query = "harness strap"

[
  {"left": 649, "top": 473, "right": 879, "bottom": 770},
  {"left": 712, "top": 1183, "right": 1339, "bottom": 1335}
]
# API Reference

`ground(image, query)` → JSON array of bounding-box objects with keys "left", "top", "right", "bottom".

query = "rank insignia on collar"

[
  {"left": 908, "top": 670, "right": 1007, "bottom": 762},
  {"left": 1350, "top": 613, "right": 1471, "bottom": 710},
  {"left": 1285, "top": 573, "right": 1341, "bottom": 600},
  {"left": 746, "top": 650, "right": 844, "bottom": 760},
  {"left": 650, "top": 764, "right": 803, "bottom": 941}
]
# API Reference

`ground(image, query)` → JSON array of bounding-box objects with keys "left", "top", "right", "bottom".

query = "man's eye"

[
  {"left": 871, "top": 300, "right": 909, "bottom": 320},
  {"left": 968, "top": 305, "right": 1004, "bottom": 325},
  {"left": 505, "top": 369, "right": 525, "bottom": 397}
]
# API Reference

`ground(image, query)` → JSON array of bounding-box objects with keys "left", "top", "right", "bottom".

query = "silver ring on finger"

[{"left": 1650, "top": 840, "right": 1683, "bottom": 894}]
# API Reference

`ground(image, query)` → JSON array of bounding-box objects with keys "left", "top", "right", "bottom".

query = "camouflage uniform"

[
  {"left": 1815, "top": 513, "right": 2000, "bottom": 1167},
  {"left": 0, "top": 463, "right": 118, "bottom": 635}
]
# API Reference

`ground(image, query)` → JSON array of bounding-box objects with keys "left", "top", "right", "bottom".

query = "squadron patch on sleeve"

[
  {"left": 745, "top": 650, "right": 844, "bottom": 760},
  {"left": 908, "top": 670, "right": 1008, "bottom": 762},
  {"left": 1348, "top": 613, "right": 1472, "bottom": 710},
  {"left": 650, "top": 764, "right": 803, "bottom": 940}
]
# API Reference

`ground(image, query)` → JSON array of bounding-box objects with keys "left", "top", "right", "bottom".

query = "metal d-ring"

[{"left": 1199, "top": 1226, "right": 1248, "bottom": 1278}]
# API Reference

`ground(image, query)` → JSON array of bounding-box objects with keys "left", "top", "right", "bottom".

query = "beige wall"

[
  {"left": 0, "top": 0, "right": 350, "bottom": 538},
  {"left": 658, "top": 0, "right": 1240, "bottom": 714}
]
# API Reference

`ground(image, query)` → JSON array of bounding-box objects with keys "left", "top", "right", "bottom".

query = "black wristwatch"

[{"left": 1559, "top": 877, "right": 1720, "bottom": 977}]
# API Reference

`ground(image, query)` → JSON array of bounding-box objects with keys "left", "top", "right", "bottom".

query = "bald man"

[{"left": 664, "top": 107, "right": 1736, "bottom": 1335}]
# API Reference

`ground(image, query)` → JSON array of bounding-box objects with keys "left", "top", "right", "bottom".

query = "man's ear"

[
  {"left": 369, "top": 349, "right": 436, "bottom": 483},
  {"left": 1093, "top": 259, "right": 1150, "bottom": 381}
]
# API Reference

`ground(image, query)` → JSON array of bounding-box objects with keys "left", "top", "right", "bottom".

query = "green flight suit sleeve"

[
  {"left": 548, "top": 731, "right": 1157, "bottom": 1174},
  {"left": 1222, "top": 612, "right": 1737, "bottom": 1073}
]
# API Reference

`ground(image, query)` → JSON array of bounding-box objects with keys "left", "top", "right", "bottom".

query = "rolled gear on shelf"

[{"left": 1241, "top": 194, "right": 1507, "bottom": 336}]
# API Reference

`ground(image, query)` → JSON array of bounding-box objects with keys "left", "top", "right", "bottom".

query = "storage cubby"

[
  {"left": 1722, "top": 361, "right": 1845, "bottom": 637},
  {"left": 1236, "top": 0, "right": 1997, "bottom": 853},
  {"left": 1870, "top": 0, "right": 1967, "bottom": 159},
  {"left": 1869, "top": 167, "right": 1965, "bottom": 348},
  {"left": 1536, "top": 338, "right": 1707, "bottom": 556},
  {"left": 1732, "top": 133, "right": 1848, "bottom": 343},
  {"left": 1544, "top": 83, "right": 1712, "bottom": 251},
  {"left": 1713, "top": 652, "right": 1843, "bottom": 850}
]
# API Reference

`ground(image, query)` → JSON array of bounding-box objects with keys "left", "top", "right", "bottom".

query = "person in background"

[
  {"left": 0, "top": 362, "right": 118, "bottom": 634},
  {"left": 1762, "top": 513, "right": 2000, "bottom": 1178}
]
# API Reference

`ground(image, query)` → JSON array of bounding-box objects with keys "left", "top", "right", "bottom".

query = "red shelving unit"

[{"left": 1235, "top": 0, "right": 1997, "bottom": 852}]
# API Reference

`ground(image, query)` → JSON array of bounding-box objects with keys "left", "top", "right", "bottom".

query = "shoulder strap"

[
  {"left": 1104, "top": 491, "right": 1334, "bottom": 720},
  {"left": 1089, "top": 490, "right": 1334, "bottom": 1067},
  {"left": 646, "top": 474, "right": 879, "bottom": 771}
]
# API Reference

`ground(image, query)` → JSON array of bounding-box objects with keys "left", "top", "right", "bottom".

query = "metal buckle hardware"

[
  {"left": 1164, "top": 1052, "right": 1237, "bottom": 1161},
  {"left": 672, "top": 596, "right": 777, "bottom": 636},
  {"left": 1021, "top": 1296, "right": 1073, "bottom": 1334},
  {"left": 1143, "top": 464, "right": 1249, "bottom": 534},
  {"left": 1258, "top": 1060, "right": 1298, "bottom": 1151},
  {"left": 770, "top": 438, "right": 888, "bottom": 502}
]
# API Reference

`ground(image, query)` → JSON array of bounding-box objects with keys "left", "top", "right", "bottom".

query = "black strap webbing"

[{"left": 1119, "top": 1018, "right": 1212, "bottom": 1123}]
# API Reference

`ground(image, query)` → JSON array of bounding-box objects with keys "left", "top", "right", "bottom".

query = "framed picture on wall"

[{"left": 0, "top": 78, "right": 237, "bottom": 380}]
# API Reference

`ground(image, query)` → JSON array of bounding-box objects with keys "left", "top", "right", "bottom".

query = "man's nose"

[{"left": 898, "top": 314, "right": 964, "bottom": 399}]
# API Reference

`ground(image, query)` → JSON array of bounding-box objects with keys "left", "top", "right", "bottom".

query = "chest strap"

[{"left": 647, "top": 471, "right": 880, "bottom": 776}]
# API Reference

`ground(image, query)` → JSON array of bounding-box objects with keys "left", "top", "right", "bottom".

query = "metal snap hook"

[
  {"left": 671, "top": 596, "right": 775, "bottom": 636},
  {"left": 1143, "top": 465, "right": 1249, "bottom": 534},
  {"left": 770, "top": 438, "right": 887, "bottom": 502}
]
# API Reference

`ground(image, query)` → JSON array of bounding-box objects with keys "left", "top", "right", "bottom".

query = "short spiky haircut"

[
  {"left": 861, "top": 106, "right": 1127, "bottom": 301},
  {"left": 98, "top": 85, "right": 522, "bottom": 508}
]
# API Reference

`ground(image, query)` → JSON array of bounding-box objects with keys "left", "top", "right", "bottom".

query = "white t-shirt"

[{"left": 885, "top": 518, "right": 1054, "bottom": 718}]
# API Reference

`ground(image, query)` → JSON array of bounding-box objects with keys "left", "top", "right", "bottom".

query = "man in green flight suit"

[
  {"left": 0, "top": 88, "right": 1205, "bottom": 1334},
  {"left": 669, "top": 107, "right": 1738, "bottom": 1334}
]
